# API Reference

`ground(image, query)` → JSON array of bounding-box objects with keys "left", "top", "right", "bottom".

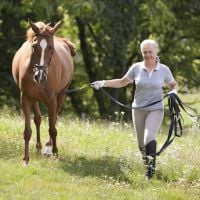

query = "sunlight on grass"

[{"left": 0, "top": 101, "right": 200, "bottom": 200}]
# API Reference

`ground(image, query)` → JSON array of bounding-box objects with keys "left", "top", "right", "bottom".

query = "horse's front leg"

[
  {"left": 21, "top": 94, "right": 33, "bottom": 165},
  {"left": 44, "top": 98, "right": 58, "bottom": 156}
]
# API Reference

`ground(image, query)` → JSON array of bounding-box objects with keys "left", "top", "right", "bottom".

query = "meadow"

[{"left": 0, "top": 92, "right": 199, "bottom": 200}]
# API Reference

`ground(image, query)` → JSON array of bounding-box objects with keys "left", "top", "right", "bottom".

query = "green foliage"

[
  {"left": 0, "top": 0, "right": 199, "bottom": 117},
  {"left": 64, "top": 0, "right": 141, "bottom": 116},
  {"left": 63, "top": 0, "right": 200, "bottom": 116}
]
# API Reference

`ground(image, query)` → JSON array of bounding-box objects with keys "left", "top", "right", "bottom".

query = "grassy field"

[{"left": 0, "top": 93, "right": 200, "bottom": 200}]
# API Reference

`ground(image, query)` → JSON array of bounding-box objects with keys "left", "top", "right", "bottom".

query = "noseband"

[{"left": 33, "top": 64, "right": 49, "bottom": 74}]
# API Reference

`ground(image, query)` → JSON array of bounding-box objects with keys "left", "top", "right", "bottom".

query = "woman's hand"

[{"left": 91, "top": 80, "right": 105, "bottom": 90}]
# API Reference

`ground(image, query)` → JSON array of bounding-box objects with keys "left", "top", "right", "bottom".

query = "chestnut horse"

[{"left": 12, "top": 20, "right": 75, "bottom": 165}]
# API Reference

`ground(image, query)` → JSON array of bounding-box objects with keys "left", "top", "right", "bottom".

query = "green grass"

[{"left": 0, "top": 93, "right": 200, "bottom": 200}]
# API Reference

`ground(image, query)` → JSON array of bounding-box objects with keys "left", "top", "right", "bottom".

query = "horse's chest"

[{"left": 21, "top": 81, "right": 48, "bottom": 101}]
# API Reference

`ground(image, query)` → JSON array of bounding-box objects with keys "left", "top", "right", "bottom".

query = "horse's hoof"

[
  {"left": 43, "top": 145, "right": 52, "bottom": 156},
  {"left": 53, "top": 153, "right": 58, "bottom": 158},
  {"left": 52, "top": 153, "right": 59, "bottom": 161},
  {"left": 36, "top": 144, "right": 42, "bottom": 153},
  {"left": 36, "top": 149, "right": 42, "bottom": 154},
  {"left": 22, "top": 160, "right": 29, "bottom": 167},
  {"left": 36, "top": 146, "right": 42, "bottom": 154}
]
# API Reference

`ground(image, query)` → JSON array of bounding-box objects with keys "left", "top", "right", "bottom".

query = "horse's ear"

[
  {"left": 52, "top": 21, "right": 62, "bottom": 34},
  {"left": 28, "top": 19, "right": 40, "bottom": 34}
]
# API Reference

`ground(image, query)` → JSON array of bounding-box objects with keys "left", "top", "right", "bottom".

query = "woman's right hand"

[{"left": 91, "top": 80, "right": 105, "bottom": 90}]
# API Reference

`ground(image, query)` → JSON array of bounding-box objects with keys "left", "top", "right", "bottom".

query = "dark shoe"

[
  {"left": 145, "top": 155, "right": 155, "bottom": 180},
  {"left": 145, "top": 140, "right": 157, "bottom": 180}
]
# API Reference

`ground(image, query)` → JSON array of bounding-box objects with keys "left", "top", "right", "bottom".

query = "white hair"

[{"left": 140, "top": 39, "right": 158, "bottom": 53}]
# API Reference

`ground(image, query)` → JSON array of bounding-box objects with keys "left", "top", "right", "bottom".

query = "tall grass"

[{"left": 0, "top": 92, "right": 199, "bottom": 200}]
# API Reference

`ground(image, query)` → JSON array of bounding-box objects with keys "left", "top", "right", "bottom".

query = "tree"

[
  {"left": 0, "top": 0, "right": 199, "bottom": 118},
  {"left": 65, "top": 0, "right": 200, "bottom": 118},
  {"left": 65, "top": 0, "right": 140, "bottom": 118}
]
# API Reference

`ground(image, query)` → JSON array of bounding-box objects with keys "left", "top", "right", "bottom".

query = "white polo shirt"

[{"left": 124, "top": 61, "right": 175, "bottom": 111}]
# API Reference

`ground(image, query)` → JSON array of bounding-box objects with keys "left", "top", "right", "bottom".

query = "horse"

[{"left": 12, "top": 20, "right": 75, "bottom": 165}]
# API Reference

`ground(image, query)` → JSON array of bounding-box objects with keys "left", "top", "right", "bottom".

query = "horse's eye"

[
  {"left": 33, "top": 37, "right": 37, "bottom": 42},
  {"left": 32, "top": 37, "right": 38, "bottom": 47}
]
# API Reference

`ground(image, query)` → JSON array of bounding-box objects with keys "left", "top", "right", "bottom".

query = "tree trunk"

[{"left": 76, "top": 17, "right": 107, "bottom": 117}]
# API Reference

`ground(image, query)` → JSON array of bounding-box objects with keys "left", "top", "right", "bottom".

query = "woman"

[{"left": 91, "top": 39, "right": 178, "bottom": 180}]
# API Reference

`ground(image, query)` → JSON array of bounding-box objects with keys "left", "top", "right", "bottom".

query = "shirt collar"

[{"left": 141, "top": 61, "right": 160, "bottom": 71}]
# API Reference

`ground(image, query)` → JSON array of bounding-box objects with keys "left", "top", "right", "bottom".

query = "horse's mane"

[{"left": 26, "top": 21, "right": 53, "bottom": 41}]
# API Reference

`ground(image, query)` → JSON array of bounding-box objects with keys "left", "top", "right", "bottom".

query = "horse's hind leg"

[
  {"left": 43, "top": 98, "right": 58, "bottom": 156},
  {"left": 57, "top": 94, "right": 66, "bottom": 114},
  {"left": 21, "top": 94, "right": 33, "bottom": 165},
  {"left": 32, "top": 102, "right": 42, "bottom": 152}
]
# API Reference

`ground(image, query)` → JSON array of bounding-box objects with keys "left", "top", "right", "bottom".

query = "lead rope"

[
  {"left": 156, "top": 93, "right": 198, "bottom": 156},
  {"left": 58, "top": 84, "right": 89, "bottom": 95}
]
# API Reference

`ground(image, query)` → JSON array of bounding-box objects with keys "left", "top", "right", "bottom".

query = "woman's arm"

[
  {"left": 91, "top": 76, "right": 132, "bottom": 90},
  {"left": 104, "top": 77, "right": 132, "bottom": 88}
]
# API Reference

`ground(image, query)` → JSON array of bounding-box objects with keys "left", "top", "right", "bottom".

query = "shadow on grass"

[
  {"left": 0, "top": 137, "right": 173, "bottom": 183},
  {"left": 59, "top": 155, "right": 134, "bottom": 184},
  {"left": 0, "top": 137, "right": 134, "bottom": 183}
]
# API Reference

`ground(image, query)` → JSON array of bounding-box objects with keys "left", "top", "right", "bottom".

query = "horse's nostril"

[
  {"left": 33, "top": 72, "right": 47, "bottom": 84},
  {"left": 33, "top": 74, "right": 39, "bottom": 83},
  {"left": 43, "top": 74, "right": 47, "bottom": 82},
  {"left": 35, "top": 75, "right": 38, "bottom": 80},
  {"left": 44, "top": 77, "right": 47, "bottom": 82},
  {"left": 41, "top": 76, "right": 46, "bottom": 83}
]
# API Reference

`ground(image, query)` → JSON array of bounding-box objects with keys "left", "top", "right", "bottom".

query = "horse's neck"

[
  {"left": 21, "top": 41, "right": 32, "bottom": 58},
  {"left": 54, "top": 37, "right": 75, "bottom": 57}
]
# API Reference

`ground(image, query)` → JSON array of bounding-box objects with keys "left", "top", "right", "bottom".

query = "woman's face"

[{"left": 141, "top": 44, "right": 157, "bottom": 63}]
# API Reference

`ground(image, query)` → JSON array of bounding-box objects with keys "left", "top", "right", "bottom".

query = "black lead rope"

[
  {"left": 58, "top": 85, "right": 89, "bottom": 95},
  {"left": 156, "top": 93, "right": 182, "bottom": 156},
  {"left": 99, "top": 88, "right": 167, "bottom": 109},
  {"left": 156, "top": 93, "right": 198, "bottom": 156}
]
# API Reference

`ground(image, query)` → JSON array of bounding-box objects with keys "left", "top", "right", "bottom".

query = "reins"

[
  {"left": 59, "top": 84, "right": 89, "bottom": 95},
  {"left": 60, "top": 84, "right": 198, "bottom": 156}
]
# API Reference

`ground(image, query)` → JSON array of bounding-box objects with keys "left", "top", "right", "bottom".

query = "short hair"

[{"left": 140, "top": 39, "right": 158, "bottom": 53}]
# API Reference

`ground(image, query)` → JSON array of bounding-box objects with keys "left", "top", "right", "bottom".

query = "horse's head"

[{"left": 28, "top": 19, "right": 62, "bottom": 84}]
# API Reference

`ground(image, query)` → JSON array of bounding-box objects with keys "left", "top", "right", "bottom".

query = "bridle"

[{"left": 31, "top": 33, "right": 54, "bottom": 83}]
